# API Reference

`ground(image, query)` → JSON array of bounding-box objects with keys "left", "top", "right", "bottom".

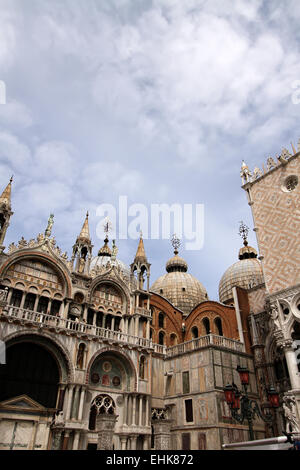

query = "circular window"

[{"left": 284, "top": 175, "right": 298, "bottom": 192}]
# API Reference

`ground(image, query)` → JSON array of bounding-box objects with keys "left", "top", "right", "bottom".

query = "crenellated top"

[{"left": 240, "top": 140, "right": 299, "bottom": 186}]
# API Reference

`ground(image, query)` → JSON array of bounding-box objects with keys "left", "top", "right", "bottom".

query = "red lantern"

[
  {"left": 268, "top": 387, "right": 280, "bottom": 408},
  {"left": 237, "top": 366, "right": 249, "bottom": 385},
  {"left": 232, "top": 392, "right": 240, "bottom": 410},
  {"left": 224, "top": 384, "right": 234, "bottom": 405}
]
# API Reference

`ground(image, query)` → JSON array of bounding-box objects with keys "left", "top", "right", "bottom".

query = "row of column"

[
  {"left": 119, "top": 434, "right": 151, "bottom": 450},
  {"left": 122, "top": 394, "right": 150, "bottom": 427},
  {"left": 7, "top": 287, "right": 69, "bottom": 316}
]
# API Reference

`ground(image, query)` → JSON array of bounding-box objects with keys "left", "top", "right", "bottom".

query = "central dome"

[{"left": 151, "top": 249, "right": 208, "bottom": 315}]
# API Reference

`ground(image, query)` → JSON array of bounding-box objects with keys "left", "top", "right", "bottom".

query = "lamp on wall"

[{"left": 223, "top": 366, "right": 279, "bottom": 441}]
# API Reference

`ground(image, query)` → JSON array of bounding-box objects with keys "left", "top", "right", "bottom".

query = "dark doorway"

[{"left": 0, "top": 341, "right": 60, "bottom": 408}]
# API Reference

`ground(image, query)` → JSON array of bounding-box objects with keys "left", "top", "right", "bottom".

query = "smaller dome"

[
  {"left": 219, "top": 245, "right": 264, "bottom": 304},
  {"left": 166, "top": 251, "right": 188, "bottom": 273},
  {"left": 98, "top": 237, "right": 112, "bottom": 257},
  {"left": 238, "top": 242, "right": 257, "bottom": 260}
]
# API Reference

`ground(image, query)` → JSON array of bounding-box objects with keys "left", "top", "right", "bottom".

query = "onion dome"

[
  {"left": 219, "top": 222, "right": 264, "bottom": 304},
  {"left": 97, "top": 236, "right": 112, "bottom": 257},
  {"left": 151, "top": 236, "right": 208, "bottom": 315}
]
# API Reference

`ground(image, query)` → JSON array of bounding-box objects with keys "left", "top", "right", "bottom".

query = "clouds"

[{"left": 0, "top": 1, "right": 300, "bottom": 299}]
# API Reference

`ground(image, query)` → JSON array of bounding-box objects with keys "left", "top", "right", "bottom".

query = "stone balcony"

[
  {"left": 0, "top": 305, "right": 245, "bottom": 356},
  {"left": 164, "top": 334, "right": 245, "bottom": 357},
  {"left": 1, "top": 305, "right": 153, "bottom": 351}
]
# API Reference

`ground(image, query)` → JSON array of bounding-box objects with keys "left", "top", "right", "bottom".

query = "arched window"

[
  {"left": 51, "top": 300, "right": 61, "bottom": 316},
  {"left": 159, "top": 331, "right": 165, "bottom": 345},
  {"left": 24, "top": 293, "right": 35, "bottom": 311},
  {"left": 11, "top": 289, "right": 22, "bottom": 307},
  {"left": 170, "top": 333, "right": 177, "bottom": 346},
  {"left": 37, "top": 296, "right": 49, "bottom": 314},
  {"left": 139, "top": 356, "right": 146, "bottom": 379},
  {"left": 215, "top": 318, "right": 223, "bottom": 336},
  {"left": 158, "top": 313, "right": 164, "bottom": 329},
  {"left": 203, "top": 318, "right": 210, "bottom": 335},
  {"left": 191, "top": 327, "right": 199, "bottom": 339}
]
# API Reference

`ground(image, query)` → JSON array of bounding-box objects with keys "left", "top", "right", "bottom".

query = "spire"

[
  {"left": 77, "top": 211, "right": 90, "bottom": 242},
  {"left": 0, "top": 176, "right": 13, "bottom": 209},
  {"left": 134, "top": 232, "right": 147, "bottom": 263}
]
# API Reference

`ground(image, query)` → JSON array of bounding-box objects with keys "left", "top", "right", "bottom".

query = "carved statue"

[
  {"left": 8, "top": 242, "right": 17, "bottom": 254},
  {"left": 52, "top": 410, "right": 65, "bottom": 427},
  {"left": 283, "top": 396, "right": 300, "bottom": 433},
  {"left": 78, "top": 257, "right": 85, "bottom": 274},
  {"left": 111, "top": 240, "right": 118, "bottom": 261},
  {"left": 18, "top": 237, "right": 27, "bottom": 249},
  {"left": 267, "top": 157, "right": 276, "bottom": 171},
  {"left": 253, "top": 167, "right": 263, "bottom": 180},
  {"left": 45, "top": 214, "right": 54, "bottom": 238}
]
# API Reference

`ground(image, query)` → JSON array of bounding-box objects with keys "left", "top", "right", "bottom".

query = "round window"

[{"left": 284, "top": 175, "right": 298, "bottom": 192}]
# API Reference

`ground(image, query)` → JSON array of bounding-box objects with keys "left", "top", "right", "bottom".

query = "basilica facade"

[{"left": 0, "top": 143, "right": 299, "bottom": 450}]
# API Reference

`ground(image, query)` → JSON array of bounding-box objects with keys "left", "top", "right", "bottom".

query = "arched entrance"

[{"left": 0, "top": 341, "right": 60, "bottom": 408}]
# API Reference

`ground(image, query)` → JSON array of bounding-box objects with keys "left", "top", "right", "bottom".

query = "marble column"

[
  {"left": 120, "top": 436, "right": 127, "bottom": 450},
  {"left": 78, "top": 387, "right": 86, "bottom": 421},
  {"left": 65, "top": 385, "right": 74, "bottom": 421},
  {"left": 132, "top": 395, "right": 136, "bottom": 426},
  {"left": 7, "top": 287, "right": 13, "bottom": 305},
  {"left": 130, "top": 435, "right": 137, "bottom": 450},
  {"left": 139, "top": 396, "right": 143, "bottom": 426},
  {"left": 123, "top": 394, "right": 128, "bottom": 425},
  {"left": 145, "top": 396, "right": 150, "bottom": 426},
  {"left": 73, "top": 431, "right": 80, "bottom": 450},
  {"left": 283, "top": 340, "right": 300, "bottom": 390},
  {"left": 146, "top": 320, "right": 150, "bottom": 340},
  {"left": 20, "top": 291, "right": 26, "bottom": 309},
  {"left": 71, "top": 385, "right": 81, "bottom": 420}
]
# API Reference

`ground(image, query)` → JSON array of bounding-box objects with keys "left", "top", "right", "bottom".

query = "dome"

[
  {"left": 90, "top": 238, "right": 131, "bottom": 282},
  {"left": 151, "top": 248, "right": 208, "bottom": 315},
  {"left": 219, "top": 249, "right": 264, "bottom": 304}
]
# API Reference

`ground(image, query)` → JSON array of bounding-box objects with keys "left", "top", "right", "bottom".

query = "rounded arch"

[
  {"left": 2, "top": 329, "right": 74, "bottom": 383},
  {"left": 89, "top": 278, "right": 130, "bottom": 314},
  {"left": 86, "top": 346, "right": 138, "bottom": 391},
  {"left": 0, "top": 252, "right": 72, "bottom": 298}
]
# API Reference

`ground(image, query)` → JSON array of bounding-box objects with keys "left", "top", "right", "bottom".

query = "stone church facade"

[{"left": 0, "top": 143, "right": 299, "bottom": 450}]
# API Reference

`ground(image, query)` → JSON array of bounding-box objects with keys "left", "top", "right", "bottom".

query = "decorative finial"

[
  {"left": 291, "top": 142, "right": 297, "bottom": 155},
  {"left": 10, "top": 175, "right": 13, "bottom": 184},
  {"left": 238, "top": 221, "right": 249, "bottom": 246},
  {"left": 86, "top": 211, "right": 89, "bottom": 218},
  {"left": 103, "top": 217, "right": 112, "bottom": 239},
  {"left": 171, "top": 233, "right": 181, "bottom": 255}
]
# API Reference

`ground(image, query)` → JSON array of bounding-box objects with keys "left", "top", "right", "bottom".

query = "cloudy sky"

[{"left": 0, "top": 0, "right": 300, "bottom": 300}]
